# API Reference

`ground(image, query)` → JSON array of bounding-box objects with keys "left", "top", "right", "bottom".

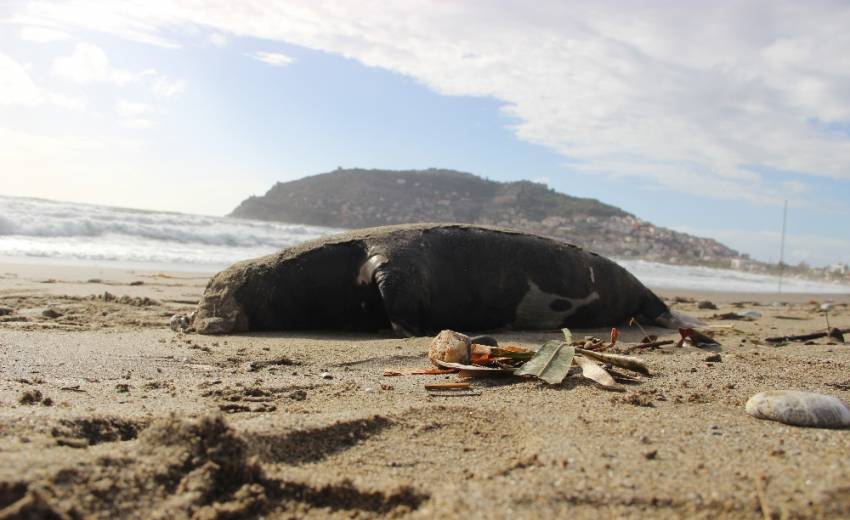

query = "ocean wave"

[
  {"left": 0, "top": 196, "right": 337, "bottom": 248},
  {"left": 1, "top": 195, "right": 848, "bottom": 293}
]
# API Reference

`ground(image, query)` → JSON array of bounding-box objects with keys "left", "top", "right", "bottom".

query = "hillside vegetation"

[{"left": 230, "top": 168, "right": 740, "bottom": 263}]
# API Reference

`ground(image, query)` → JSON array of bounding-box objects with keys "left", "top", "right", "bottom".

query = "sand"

[{"left": 1, "top": 260, "right": 850, "bottom": 519}]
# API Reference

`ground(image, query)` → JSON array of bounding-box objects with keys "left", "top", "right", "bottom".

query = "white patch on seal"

[
  {"left": 589, "top": 266, "right": 595, "bottom": 284},
  {"left": 514, "top": 281, "right": 600, "bottom": 329},
  {"left": 356, "top": 254, "right": 388, "bottom": 286}
]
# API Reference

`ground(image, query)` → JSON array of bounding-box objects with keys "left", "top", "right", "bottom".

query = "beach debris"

[
  {"left": 433, "top": 360, "right": 516, "bottom": 375},
  {"left": 628, "top": 317, "right": 659, "bottom": 344},
  {"left": 18, "top": 389, "right": 46, "bottom": 405},
  {"left": 169, "top": 313, "right": 191, "bottom": 332},
  {"left": 514, "top": 341, "right": 575, "bottom": 384},
  {"left": 609, "top": 327, "right": 619, "bottom": 346},
  {"left": 469, "top": 335, "right": 498, "bottom": 347},
  {"left": 428, "top": 330, "right": 534, "bottom": 367},
  {"left": 697, "top": 300, "right": 717, "bottom": 310},
  {"left": 428, "top": 330, "right": 471, "bottom": 365},
  {"left": 712, "top": 311, "right": 762, "bottom": 321},
  {"left": 320, "top": 372, "right": 333, "bottom": 380},
  {"left": 383, "top": 368, "right": 455, "bottom": 377},
  {"left": 41, "top": 308, "right": 63, "bottom": 319},
  {"left": 765, "top": 327, "right": 850, "bottom": 345},
  {"left": 704, "top": 353, "right": 722, "bottom": 363},
  {"left": 624, "top": 339, "right": 674, "bottom": 353},
  {"left": 745, "top": 390, "right": 850, "bottom": 429},
  {"left": 574, "top": 348, "right": 650, "bottom": 375},
  {"left": 417, "top": 329, "right": 650, "bottom": 388},
  {"left": 676, "top": 328, "right": 720, "bottom": 348},
  {"left": 573, "top": 354, "right": 619, "bottom": 390},
  {"left": 424, "top": 383, "right": 470, "bottom": 391},
  {"left": 821, "top": 305, "right": 845, "bottom": 343},
  {"left": 0, "top": 305, "right": 13, "bottom": 316}
]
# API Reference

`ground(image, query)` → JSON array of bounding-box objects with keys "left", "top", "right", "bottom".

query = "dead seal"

[{"left": 192, "top": 223, "right": 690, "bottom": 336}]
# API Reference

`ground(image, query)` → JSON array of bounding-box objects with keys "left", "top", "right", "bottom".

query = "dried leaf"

[
  {"left": 515, "top": 341, "right": 575, "bottom": 385},
  {"left": 562, "top": 328, "right": 573, "bottom": 344},
  {"left": 574, "top": 348, "right": 650, "bottom": 376},
  {"left": 574, "top": 354, "right": 621, "bottom": 390}
]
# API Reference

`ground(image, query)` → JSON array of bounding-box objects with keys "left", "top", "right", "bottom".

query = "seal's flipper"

[
  {"left": 372, "top": 261, "right": 429, "bottom": 337},
  {"left": 654, "top": 310, "right": 704, "bottom": 329}
]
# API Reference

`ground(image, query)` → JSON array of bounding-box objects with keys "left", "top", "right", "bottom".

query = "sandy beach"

[{"left": 1, "top": 260, "right": 849, "bottom": 519}]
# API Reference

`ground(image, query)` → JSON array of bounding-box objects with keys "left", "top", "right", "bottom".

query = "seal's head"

[{"left": 192, "top": 264, "right": 251, "bottom": 334}]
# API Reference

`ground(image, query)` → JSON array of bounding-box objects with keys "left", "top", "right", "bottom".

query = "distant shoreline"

[{"left": 2, "top": 256, "right": 847, "bottom": 298}]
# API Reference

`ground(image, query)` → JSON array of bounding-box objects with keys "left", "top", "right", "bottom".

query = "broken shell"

[
  {"left": 428, "top": 330, "right": 472, "bottom": 366},
  {"left": 745, "top": 390, "right": 850, "bottom": 429}
]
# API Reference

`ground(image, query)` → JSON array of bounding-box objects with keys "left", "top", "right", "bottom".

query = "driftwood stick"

[
  {"left": 424, "top": 383, "right": 470, "bottom": 391},
  {"left": 624, "top": 339, "right": 675, "bottom": 352},
  {"left": 765, "top": 327, "right": 850, "bottom": 344}
]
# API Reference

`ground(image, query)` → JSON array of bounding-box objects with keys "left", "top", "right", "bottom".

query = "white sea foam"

[
  {"left": 1, "top": 195, "right": 848, "bottom": 293},
  {"left": 618, "top": 259, "right": 849, "bottom": 295},
  {"left": 0, "top": 196, "right": 338, "bottom": 270}
]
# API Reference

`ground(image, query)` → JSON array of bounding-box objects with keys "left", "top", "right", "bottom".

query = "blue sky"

[{"left": 1, "top": 1, "right": 850, "bottom": 266}]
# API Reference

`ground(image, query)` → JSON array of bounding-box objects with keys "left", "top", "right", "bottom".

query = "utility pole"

[{"left": 778, "top": 200, "right": 787, "bottom": 294}]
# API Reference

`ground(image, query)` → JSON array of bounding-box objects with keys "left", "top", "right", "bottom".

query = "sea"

[{"left": 1, "top": 195, "right": 848, "bottom": 294}]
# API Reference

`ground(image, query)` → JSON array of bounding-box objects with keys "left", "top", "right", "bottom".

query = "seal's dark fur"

[{"left": 193, "top": 223, "right": 674, "bottom": 336}]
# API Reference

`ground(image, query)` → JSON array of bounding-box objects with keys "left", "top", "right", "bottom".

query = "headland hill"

[{"left": 230, "top": 168, "right": 842, "bottom": 282}]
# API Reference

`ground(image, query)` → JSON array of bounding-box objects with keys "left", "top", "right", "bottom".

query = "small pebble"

[
  {"left": 320, "top": 372, "right": 333, "bottom": 380},
  {"left": 697, "top": 301, "right": 717, "bottom": 310},
  {"left": 0, "top": 306, "right": 13, "bottom": 316},
  {"left": 704, "top": 353, "right": 722, "bottom": 363}
]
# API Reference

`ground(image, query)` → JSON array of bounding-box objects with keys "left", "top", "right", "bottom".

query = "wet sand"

[{"left": 1, "top": 261, "right": 849, "bottom": 519}]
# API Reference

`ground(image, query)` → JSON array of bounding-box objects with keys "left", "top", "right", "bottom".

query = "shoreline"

[{"left": 3, "top": 257, "right": 848, "bottom": 303}]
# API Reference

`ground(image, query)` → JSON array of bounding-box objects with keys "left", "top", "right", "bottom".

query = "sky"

[{"left": 1, "top": 1, "right": 850, "bottom": 267}]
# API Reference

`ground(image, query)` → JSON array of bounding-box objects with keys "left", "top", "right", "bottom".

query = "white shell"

[
  {"left": 745, "top": 390, "right": 850, "bottom": 429},
  {"left": 428, "top": 330, "right": 471, "bottom": 366}
]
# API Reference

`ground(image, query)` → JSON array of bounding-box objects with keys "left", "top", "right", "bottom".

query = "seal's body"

[{"left": 193, "top": 223, "right": 682, "bottom": 336}]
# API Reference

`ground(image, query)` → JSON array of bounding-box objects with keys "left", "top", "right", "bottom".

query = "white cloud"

[
  {"left": 247, "top": 51, "right": 294, "bottom": 67},
  {"left": 9, "top": 1, "right": 850, "bottom": 207},
  {"left": 52, "top": 43, "right": 135, "bottom": 84},
  {"left": 52, "top": 43, "right": 184, "bottom": 98},
  {"left": 152, "top": 76, "right": 185, "bottom": 96},
  {"left": 116, "top": 99, "right": 153, "bottom": 117},
  {"left": 115, "top": 99, "right": 156, "bottom": 129},
  {"left": 19, "top": 26, "right": 70, "bottom": 43},
  {"left": 121, "top": 118, "right": 156, "bottom": 129},
  {"left": 0, "top": 52, "right": 85, "bottom": 110},
  {"left": 0, "top": 53, "right": 42, "bottom": 106},
  {"left": 209, "top": 32, "right": 228, "bottom": 47}
]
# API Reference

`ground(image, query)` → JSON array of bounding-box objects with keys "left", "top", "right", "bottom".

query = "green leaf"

[{"left": 515, "top": 341, "right": 575, "bottom": 385}]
